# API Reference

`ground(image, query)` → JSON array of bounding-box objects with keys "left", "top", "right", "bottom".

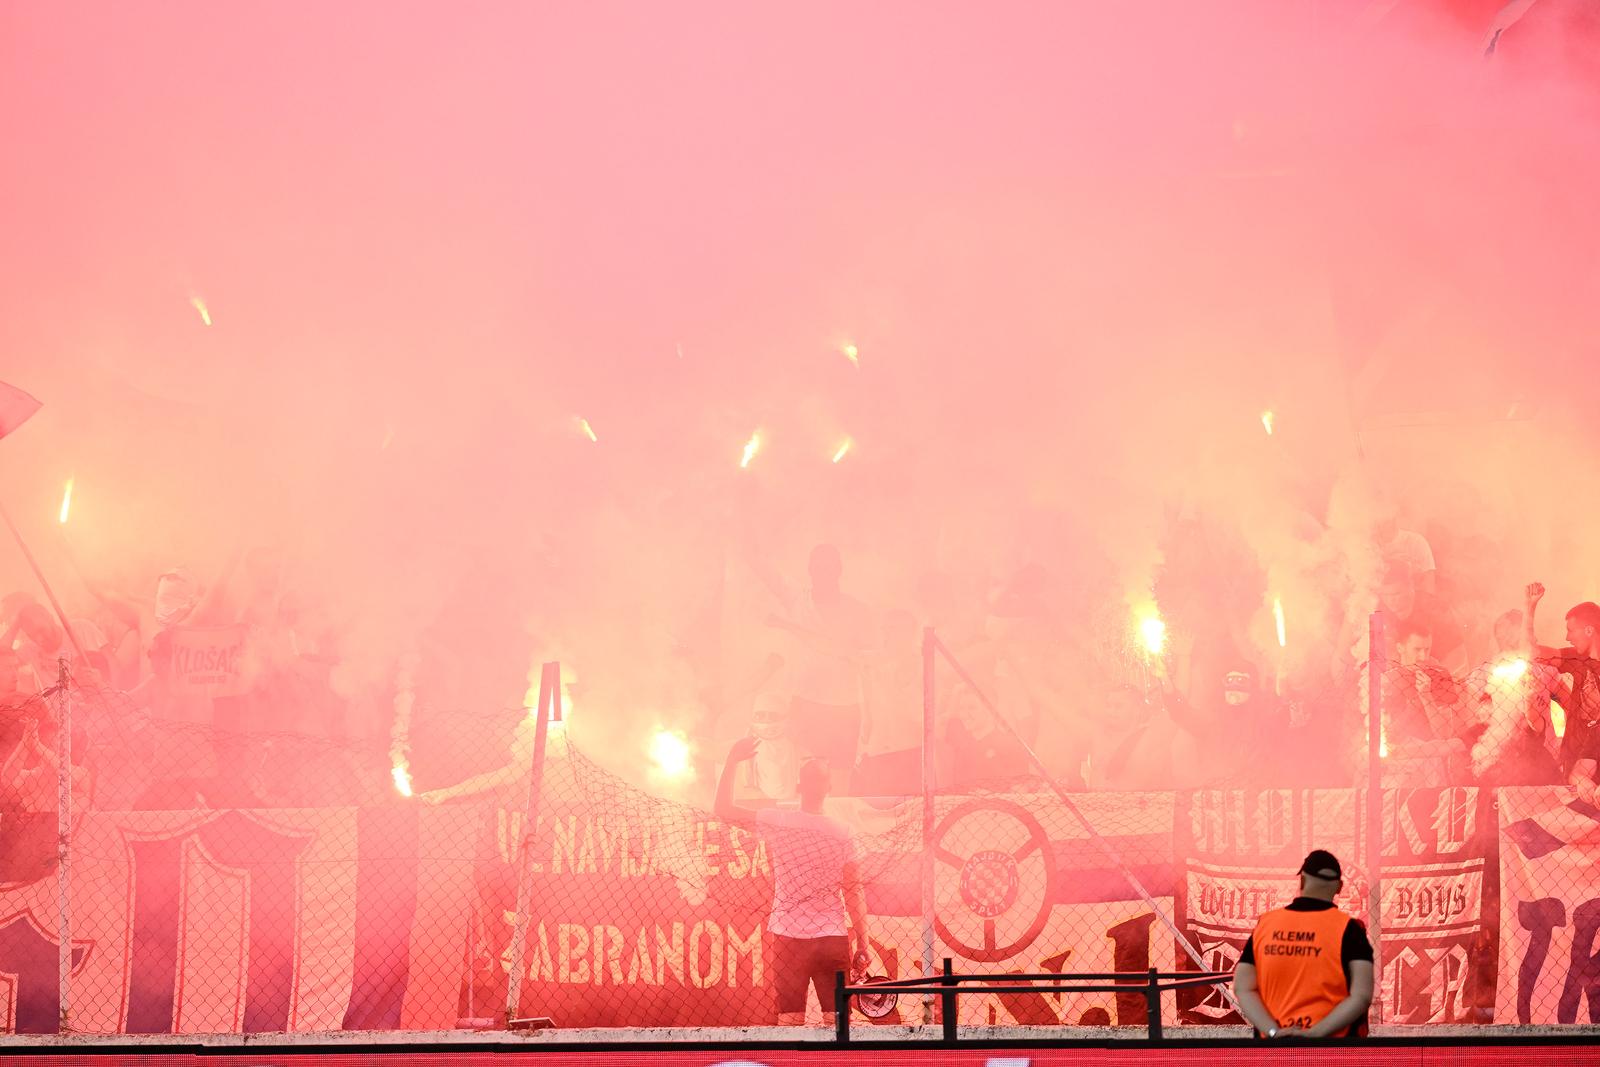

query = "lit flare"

[
  {"left": 1138, "top": 614, "right": 1167, "bottom": 656},
  {"left": 739, "top": 431, "right": 762, "bottom": 470},
  {"left": 58, "top": 477, "right": 73, "bottom": 525},
  {"left": 1273, "top": 598, "right": 1287, "bottom": 648},
  {"left": 190, "top": 296, "right": 212, "bottom": 327},
  {"left": 831, "top": 439, "right": 852, "bottom": 464},
  {"left": 649, "top": 728, "right": 693, "bottom": 781},
  {"left": 1491, "top": 658, "right": 1529, "bottom": 682},
  {"left": 842, "top": 342, "right": 860, "bottom": 367},
  {"left": 391, "top": 763, "right": 414, "bottom": 797},
  {"left": 1261, "top": 410, "right": 1274, "bottom": 436},
  {"left": 578, "top": 417, "right": 599, "bottom": 443}
]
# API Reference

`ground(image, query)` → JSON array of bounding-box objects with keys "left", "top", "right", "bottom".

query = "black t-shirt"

[
  {"left": 1379, "top": 666, "right": 1454, "bottom": 744},
  {"left": 1239, "top": 897, "right": 1374, "bottom": 980},
  {"left": 1563, "top": 709, "right": 1600, "bottom": 772},
  {"left": 1537, "top": 648, "right": 1600, "bottom": 774}
]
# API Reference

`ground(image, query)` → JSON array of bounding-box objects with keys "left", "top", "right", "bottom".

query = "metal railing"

[{"left": 834, "top": 957, "right": 1233, "bottom": 1043}]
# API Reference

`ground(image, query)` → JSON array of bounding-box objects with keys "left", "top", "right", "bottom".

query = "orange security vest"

[{"left": 1250, "top": 905, "right": 1366, "bottom": 1036}]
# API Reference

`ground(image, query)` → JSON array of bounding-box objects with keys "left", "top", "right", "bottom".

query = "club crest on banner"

[{"left": 933, "top": 798, "right": 1056, "bottom": 963}]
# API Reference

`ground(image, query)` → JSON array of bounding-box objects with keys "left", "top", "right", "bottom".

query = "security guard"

[{"left": 1233, "top": 850, "right": 1374, "bottom": 1039}]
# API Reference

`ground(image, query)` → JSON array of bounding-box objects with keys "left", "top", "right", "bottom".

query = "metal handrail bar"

[
  {"left": 836, "top": 975, "right": 1229, "bottom": 998},
  {"left": 840, "top": 979, "right": 1226, "bottom": 996},
  {"left": 835, "top": 958, "right": 1233, "bottom": 1044},
  {"left": 853, "top": 969, "right": 1231, "bottom": 990}
]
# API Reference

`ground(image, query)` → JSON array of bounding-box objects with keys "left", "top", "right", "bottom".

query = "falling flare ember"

[
  {"left": 1273, "top": 598, "right": 1287, "bottom": 648},
  {"left": 831, "top": 438, "right": 851, "bottom": 464},
  {"left": 1138, "top": 615, "right": 1167, "bottom": 656},
  {"left": 578, "top": 417, "right": 599, "bottom": 443},
  {"left": 739, "top": 431, "right": 762, "bottom": 469},
  {"left": 190, "top": 296, "right": 212, "bottom": 327},
  {"left": 391, "top": 764, "right": 414, "bottom": 797},
  {"left": 1261, "top": 410, "right": 1274, "bottom": 436},
  {"left": 648, "top": 728, "right": 693, "bottom": 781},
  {"left": 842, "top": 342, "right": 859, "bottom": 367},
  {"left": 58, "top": 477, "right": 73, "bottom": 525}
]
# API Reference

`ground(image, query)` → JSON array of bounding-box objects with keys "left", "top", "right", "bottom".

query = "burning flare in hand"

[
  {"left": 1491, "top": 658, "right": 1529, "bottom": 682},
  {"left": 1138, "top": 614, "right": 1167, "bottom": 657},
  {"left": 649, "top": 728, "right": 693, "bottom": 782}
]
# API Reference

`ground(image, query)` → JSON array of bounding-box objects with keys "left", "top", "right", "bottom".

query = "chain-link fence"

[{"left": 2, "top": 619, "right": 1598, "bottom": 1036}]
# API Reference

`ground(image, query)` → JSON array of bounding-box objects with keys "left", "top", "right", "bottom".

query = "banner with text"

[
  {"left": 6, "top": 784, "right": 1600, "bottom": 1034},
  {"left": 1496, "top": 787, "right": 1600, "bottom": 1024}
]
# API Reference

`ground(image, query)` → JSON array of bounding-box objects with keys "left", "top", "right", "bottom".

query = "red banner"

[{"left": 7, "top": 783, "right": 1600, "bottom": 1035}]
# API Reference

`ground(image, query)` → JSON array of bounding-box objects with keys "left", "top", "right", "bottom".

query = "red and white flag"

[{"left": 0, "top": 381, "right": 41, "bottom": 440}]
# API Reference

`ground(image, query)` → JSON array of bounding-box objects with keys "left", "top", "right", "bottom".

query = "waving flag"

[{"left": 0, "top": 381, "right": 41, "bottom": 441}]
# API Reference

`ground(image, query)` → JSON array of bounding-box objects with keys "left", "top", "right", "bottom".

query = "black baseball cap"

[{"left": 1299, "top": 850, "right": 1342, "bottom": 880}]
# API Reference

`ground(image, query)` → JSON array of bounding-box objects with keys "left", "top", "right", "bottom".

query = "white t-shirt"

[
  {"left": 788, "top": 592, "right": 875, "bottom": 707},
  {"left": 862, "top": 653, "right": 921, "bottom": 755},
  {"left": 756, "top": 805, "right": 860, "bottom": 939},
  {"left": 751, "top": 725, "right": 800, "bottom": 800}
]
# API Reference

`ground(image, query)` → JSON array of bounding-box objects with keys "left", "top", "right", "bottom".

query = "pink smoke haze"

[{"left": 2, "top": 0, "right": 1599, "bottom": 790}]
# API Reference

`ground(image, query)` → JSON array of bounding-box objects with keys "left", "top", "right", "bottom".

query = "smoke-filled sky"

[{"left": 3, "top": 0, "right": 1599, "bottom": 789}]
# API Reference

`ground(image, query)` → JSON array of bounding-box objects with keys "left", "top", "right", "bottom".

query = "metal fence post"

[
  {"left": 55, "top": 658, "right": 72, "bottom": 1034},
  {"left": 1367, "top": 612, "right": 1385, "bottom": 1026},
  {"left": 835, "top": 970, "right": 849, "bottom": 1042},
  {"left": 1145, "top": 967, "right": 1162, "bottom": 1040},
  {"left": 920, "top": 627, "right": 937, "bottom": 1027},
  {"left": 940, "top": 957, "right": 956, "bottom": 1042},
  {"left": 505, "top": 661, "right": 558, "bottom": 1026}
]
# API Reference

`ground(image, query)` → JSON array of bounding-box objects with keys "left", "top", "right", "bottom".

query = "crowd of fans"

[
  {"left": 4, "top": 503, "right": 1599, "bottom": 822},
  {"left": 738, "top": 517, "right": 1600, "bottom": 803},
  {"left": 0, "top": 546, "right": 366, "bottom": 818}
]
